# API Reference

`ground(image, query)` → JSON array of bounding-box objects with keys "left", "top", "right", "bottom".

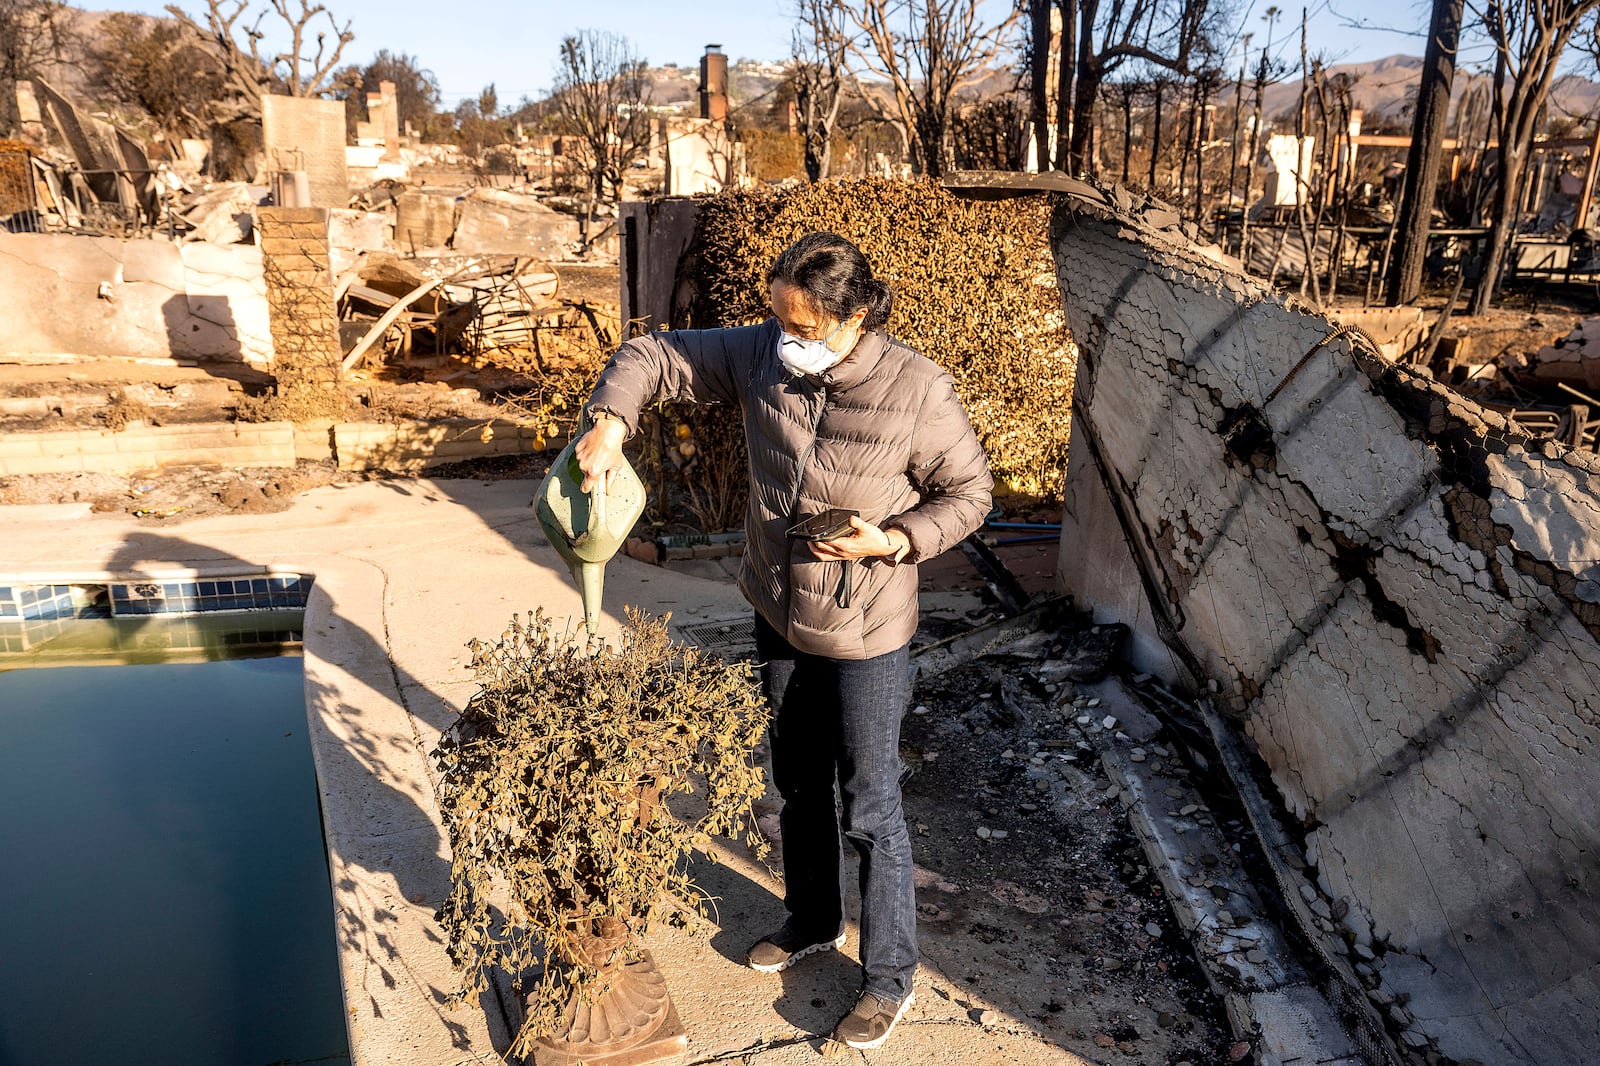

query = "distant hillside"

[
  {"left": 645, "top": 59, "right": 788, "bottom": 112},
  {"left": 1222, "top": 54, "right": 1600, "bottom": 130}
]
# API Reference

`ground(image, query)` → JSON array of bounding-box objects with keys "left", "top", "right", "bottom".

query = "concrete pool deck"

[{"left": 3, "top": 479, "right": 1091, "bottom": 1066}]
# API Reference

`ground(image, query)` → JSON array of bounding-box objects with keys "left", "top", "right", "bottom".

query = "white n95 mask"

[{"left": 779, "top": 325, "right": 846, "bottom": 376}]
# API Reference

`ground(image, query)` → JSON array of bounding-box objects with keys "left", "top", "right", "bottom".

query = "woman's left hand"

[{"left": 809, "top": 516, "right": 910, "bottom": 562}]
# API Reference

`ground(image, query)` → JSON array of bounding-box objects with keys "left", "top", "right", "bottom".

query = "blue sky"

[{"left": 113, "top": 0, "right": 1437, "bottom": 108}]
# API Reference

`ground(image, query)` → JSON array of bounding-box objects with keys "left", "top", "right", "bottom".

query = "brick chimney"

[{"left": 699, "top": 45, "right": 728, "bottom": 122}]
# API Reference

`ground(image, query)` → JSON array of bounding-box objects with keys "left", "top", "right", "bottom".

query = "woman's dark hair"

[{"left": 767, "top": 232, "right": 894, "bottom": 330}]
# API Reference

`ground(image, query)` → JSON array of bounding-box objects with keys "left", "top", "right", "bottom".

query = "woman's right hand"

[{"left": 574, "top": 414, "right": 628, "bottom": 493}]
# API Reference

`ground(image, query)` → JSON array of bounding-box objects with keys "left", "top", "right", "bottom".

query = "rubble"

[
  {"left": 452, "top": 187, "right": 581, "bottom": 258},
  {"left": 181, "top": 183, "right": 261, "bottom": 245},
  {"left": 1523, "top": 318, "right": 1600, "bottom": 393}
]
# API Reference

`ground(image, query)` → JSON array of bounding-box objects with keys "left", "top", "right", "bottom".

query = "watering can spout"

[
  {"left": 533, "top": 422, "right": 647, "bottom": 634},
  {"left": 576, "top": 561, "right": 606, "bottom": 633}
]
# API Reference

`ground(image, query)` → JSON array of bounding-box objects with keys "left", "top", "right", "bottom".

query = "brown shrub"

[{"left": 673, "top": 178, "right": 1075, "bottom": 506}]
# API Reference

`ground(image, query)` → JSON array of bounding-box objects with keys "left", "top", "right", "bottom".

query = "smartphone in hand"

[{"left": 786, "top": 508, "right": 859, "bottom": 541}]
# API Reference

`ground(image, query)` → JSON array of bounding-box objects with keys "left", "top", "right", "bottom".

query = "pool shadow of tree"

[{"left": 101, "top": 531, "right": 517, "bottom": 1058}]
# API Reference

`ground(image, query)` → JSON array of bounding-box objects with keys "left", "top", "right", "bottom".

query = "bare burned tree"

[
  {"left": 165, "top": 0, "right": 353, "bottom": 117},
  {"left": 264, "top": 0, "right": 351, "bottom": 95},
  {"left": 1, "top": 0, "right": 77, "bottom": 93},
  {"left": 165, "top": 1, "right": 272, "bottom": 124},
  {"left": 951, "top": 91, "right": 1030, "bottom": 169},
  {"left": 1062, "top": 0, "right": 1222, "bottom": 176},
  {"left": 844, "top": 0, "right": 1020, "bottom": 178},
  {"left": 1147, "top": 74, "right": 1168, "bottom": 188},
  {"left": 1467, "top": 0, "right": 1600, "bottom": 314},
  {"left": 1022, "top": 0, "right": 1085, "bottom": 171},
  {"left": 552, "top": 29, "right": 651, "bottom": 202},
  {"left": 1103, "top": 75, "right": 1141, "bottom": 181},
  {"left": 1178, "top": 63, "right": 1220, "bottom": 218},
  {"left": 1239, "top": 7, "right": 1284, "bottom": 265},
  {"left": 790, "top": 0, "right": 849, "bottom": 180},
  {"left": 1386, "top": 0, "right": 1464, "bottom": 307},
  {"left": 1028, "top": 0, "right": 1052, "bottom": 167}
]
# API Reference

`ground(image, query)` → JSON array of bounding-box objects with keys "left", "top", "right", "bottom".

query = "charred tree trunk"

[
  {"left": 1241, "top": 59, "right": 1268, "bottom": 269},
  {"left": 1121, "top": 85, "right": 1135, "bottom": 181},
  {"left": 1386, "top": 0, "right": 1463, "bottom": 307},
  {"left": 1029, "top": 0, "right": 1052, "bottom": 169},
  {"left": 1056, "top": 0, "right": 1078, "bottom": 170},
  {"left": 1148, "top": 80, "right": 1164, "bottom": 190},
  {"left": 1067, "top": 27, "right": 1098, "bottom": 172},
  {"left": 1471, "top": 142, "right": 1528, "bottom": 315},
  {"left": 1226, "top": 48, "right": 1248, "bottom": 230},
  {"left": 1179, "top": 84, "right": 1195, "bottom": 200}
]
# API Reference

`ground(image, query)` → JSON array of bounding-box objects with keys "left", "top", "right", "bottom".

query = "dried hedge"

[{"left": 680, "top": 178, "right": 1075, "bottom": 499}]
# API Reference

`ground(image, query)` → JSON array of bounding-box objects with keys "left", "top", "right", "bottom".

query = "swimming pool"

[{"left": 0, "top": 610, "right": 348, "bottom": 1065}]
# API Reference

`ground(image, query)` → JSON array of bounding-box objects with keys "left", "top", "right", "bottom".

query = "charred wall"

[{"left": 1051, "top": 197, "right": 1600, "bottom": 1065}]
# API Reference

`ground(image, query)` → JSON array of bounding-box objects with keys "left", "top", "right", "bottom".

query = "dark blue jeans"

[{"left": 755, "top": 615, "right": 917, "bottom": 1004}]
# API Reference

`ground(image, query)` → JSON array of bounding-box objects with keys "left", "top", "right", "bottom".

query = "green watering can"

[{"left": 533, "top": 417, "right": 647, "bottom": 633}]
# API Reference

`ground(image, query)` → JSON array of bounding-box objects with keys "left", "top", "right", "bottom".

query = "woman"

[{"left": 574, "top": 231, "right": 992, "bottom": 1050}]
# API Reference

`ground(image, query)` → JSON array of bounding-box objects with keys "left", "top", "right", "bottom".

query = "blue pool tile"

[
  {"left": 180, "top": 583, "right": 198, "bottom": 597},
  {"left": 251, "top": 579, "right": 269, "bottom": 596},
  {"left": 199, "top": 582, "right": 216, "bottom": 596}
]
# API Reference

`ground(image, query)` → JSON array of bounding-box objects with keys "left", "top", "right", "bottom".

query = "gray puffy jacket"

[{"left": 587, "top": 317, "right": 993, "bottom": 659}]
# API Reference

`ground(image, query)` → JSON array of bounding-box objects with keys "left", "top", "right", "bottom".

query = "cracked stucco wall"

[
  {"left": 0, "top": 232, "right": 271, "bottom": 364},
  {"left": 1051, "top": 200, "right": 1599, "bottom": 1065}
]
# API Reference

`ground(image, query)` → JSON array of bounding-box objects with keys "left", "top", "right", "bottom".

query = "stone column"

[{"left": 256, "top": 206, "right": 342, "bottom": 398}]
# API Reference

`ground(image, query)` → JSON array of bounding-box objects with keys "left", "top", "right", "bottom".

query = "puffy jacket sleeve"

[
  {"left": 584, "top": 324, "right": 764, "bottom": 435},
  {"left": 890, "top": 372, "right": 994, "bottom": 563}
]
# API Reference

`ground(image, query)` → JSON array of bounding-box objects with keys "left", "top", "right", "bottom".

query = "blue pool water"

[{"left": 0, "top": 644, "right": 348, "bottom": 1065}]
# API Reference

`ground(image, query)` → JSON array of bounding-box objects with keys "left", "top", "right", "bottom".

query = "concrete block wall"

[
  {"left": 333, "top": 419, "right": 548, "bottom": 471},
  {"left": 256, "top": 207, "right": 342, "bottom": 392},
  {"left": 1050, "top": 198, "right": 1599, "bottom": 1066},
  {"left": 0, "top": 232, "right": 271, "bottom": 363},
  {"left": 0, "top": 421, "right": 296, "bottom": 476},
  {"left": 261, "top": 95, "right": 349, "bottom": 210}
]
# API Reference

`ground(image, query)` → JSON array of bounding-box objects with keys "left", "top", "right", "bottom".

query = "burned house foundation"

[{"left": 1050, "top": 188, "right": 1599, "bottom": 1065}]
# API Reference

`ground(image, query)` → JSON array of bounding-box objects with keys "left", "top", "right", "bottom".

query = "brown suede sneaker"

[
  {"left": 831, "top": 990, "right": 914, "bottom": 1050},
  {"left": 745, "top": 926, "right": 847, "bottom": 973}
]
